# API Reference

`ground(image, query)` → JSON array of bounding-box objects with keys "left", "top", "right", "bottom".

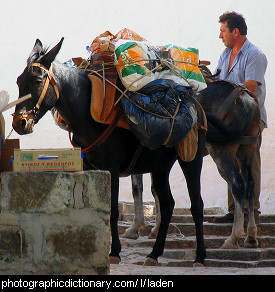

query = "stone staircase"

[{"left": 118, "top": 202, "right": 275, "bottom": 268}]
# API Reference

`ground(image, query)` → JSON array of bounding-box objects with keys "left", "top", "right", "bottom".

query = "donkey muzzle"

[{"left": 12, "top": 110, "right": 36, "bottom": 135}]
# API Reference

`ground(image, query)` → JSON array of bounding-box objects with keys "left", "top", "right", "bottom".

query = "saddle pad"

[{"left": 89, "top": 75, "right": 130, "bottom": 130}]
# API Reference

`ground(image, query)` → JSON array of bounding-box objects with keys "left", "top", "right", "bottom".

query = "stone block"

[{"left": 0, "top": 170, "right": 111, "bottom": 275}]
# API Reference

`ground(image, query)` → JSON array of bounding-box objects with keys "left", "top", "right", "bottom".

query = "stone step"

[
  {"left": 118, "top": 202, "right": 225, "bottom": 217},
  {"left": 119, "top": 240, "right": 275, "bottom": 268},
  {"left": 120, "top": 213, "right": 275, "bottom": 224},
  {"left": 121, "top": 235, "right": 275, "bottom": 250},
  {"left": 119, "top": 221, "right": 275, "bottom": 237},
  {"left": 160, "top": 258, "right": 275, "bottom": 268},
  {"left": 119, "top": 201, "right": 275, "bottom": 221},
  {"left": 161, "top": 248, "right": 275, "bottom": 264},
  {"left": 118, "top": 202, "right": 275, "bottom": 268}
]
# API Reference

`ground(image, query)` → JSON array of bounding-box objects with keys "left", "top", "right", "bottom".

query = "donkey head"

[{"left": 12, "top": 38, "right": 64, "bottom": 135}]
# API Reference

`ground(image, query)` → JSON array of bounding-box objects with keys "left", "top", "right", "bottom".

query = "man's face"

[{"left": 219, "top": 22, "right": 235, "bottom": 48}]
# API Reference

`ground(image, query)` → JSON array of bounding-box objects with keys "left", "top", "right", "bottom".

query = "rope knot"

[{"left": 160, "top": 58, "right": 182, "bottom": 77}]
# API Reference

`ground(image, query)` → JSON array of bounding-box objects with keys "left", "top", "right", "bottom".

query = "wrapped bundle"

[
  {"left": 114, "top": 41, "right": 207, "bottom": 92},
  {"left": 121, "top": 79, "right": 198, "bottom": 149}
]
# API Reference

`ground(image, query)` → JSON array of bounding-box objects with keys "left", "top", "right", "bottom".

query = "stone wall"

[{"left": 0, "top": 170, "right": 111, "bottom": 275}]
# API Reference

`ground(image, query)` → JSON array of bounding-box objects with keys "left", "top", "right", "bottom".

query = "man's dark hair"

[{"left": 219, "top": 11, "right": 247, "bottom": 35}]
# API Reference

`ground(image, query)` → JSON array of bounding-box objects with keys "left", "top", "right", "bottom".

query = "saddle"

[
  {"left": 73, "top": 52, "right": 130, "bottom": 130},
  {"left": 88, "top": 74, "right": 130, "bottom": 130}
]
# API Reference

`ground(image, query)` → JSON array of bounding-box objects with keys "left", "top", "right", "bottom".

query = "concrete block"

[{"left": 0, "top": 170, "right": 111, "bottom": 275}]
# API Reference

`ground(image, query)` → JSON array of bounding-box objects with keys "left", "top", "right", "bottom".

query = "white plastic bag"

[{"left": 0, "top": 91, "right": 9, "bottom": 112}]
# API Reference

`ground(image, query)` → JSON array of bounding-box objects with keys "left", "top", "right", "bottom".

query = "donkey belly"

[{"left": 82, "top": 130, "right": 177, "bottom": 175}]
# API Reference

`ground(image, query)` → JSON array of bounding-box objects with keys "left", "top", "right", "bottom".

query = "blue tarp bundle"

[{"left": 121, "top": 79, "right": 197, "bottom": 150}]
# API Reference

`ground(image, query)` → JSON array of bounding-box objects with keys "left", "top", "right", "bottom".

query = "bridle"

[
  {"left": 31, "top": 62, "right": 60, "bottom": 111},
  {"left": 29, "top": 62, "right": 60, "bottom": 120},
  {"left": 13, "top": 62, "right": 60, "bottom": 120}
]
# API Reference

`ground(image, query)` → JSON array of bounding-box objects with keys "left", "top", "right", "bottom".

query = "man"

[{"left": 213, "top": 11, "right": 268, "bottom": 223}]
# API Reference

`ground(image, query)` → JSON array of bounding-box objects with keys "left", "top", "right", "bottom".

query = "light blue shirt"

[{"left": 216, "top": 39, "right": 268, "bottom": 127}]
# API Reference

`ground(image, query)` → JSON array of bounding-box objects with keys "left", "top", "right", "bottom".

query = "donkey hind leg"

[
  {"left": 178, "top": 155, "right": 206, "bottom": 266},
  {"left": 109, "top": 173, "right": 122, "bottom": 264},
  {"left": 148, "top": 173, "right": 161, "bottom": 239},
  {"left": 122, "top": 174, "right": 146, "bottom": 239},
  {"left": 144, "top": 171, "right": 175, "bottom": 266},
  {"left": 241, "top": 155, "right": 258, "bottom": 248},
  {"left": 210, "top": 148, "right": 246, "bottom": 249}
]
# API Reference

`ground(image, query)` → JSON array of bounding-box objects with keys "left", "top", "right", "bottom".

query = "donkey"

[
  {"left": 12, "top": 38, "right": 208, "bottom": 266},
  {"left": 125, "top": 80, "right": 261, "bottom": 250}
]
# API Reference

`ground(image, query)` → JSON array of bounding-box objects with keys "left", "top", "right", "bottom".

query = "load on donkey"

[
  {"left": 12, "top": 28, "right": 259, "bottom": 266},
  {"left": 68, "top": 28, "right": 208, "bottom": 157}
]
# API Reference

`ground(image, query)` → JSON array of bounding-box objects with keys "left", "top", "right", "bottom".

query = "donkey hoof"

[
  {"left": 138, "top": 226, "right": 149, "bottom": 237},
  {"left": 148, "top": 231, "right": 157, "bottom": 239},
  {"left": 121, "top": 230, "right": 139, "bottom": 240},
  {"left": 109, "top": 256, "right": 121, "bottom": 264},
  {"left": 193, "top": 262, "right": 205, "bottom": 268},
  {"left": 221, "top": 238, "right": 240, "bottom": 249},
  {"left": 143, "top": 257, "right": 158, "bottom": 266},
  {"left": 244, "top": 238, "right": 259, "bottom": 248}
]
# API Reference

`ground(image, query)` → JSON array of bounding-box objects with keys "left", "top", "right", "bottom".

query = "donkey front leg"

[
  {"left": 144, "top": 171, "right": 174, "bottom": 266},
  {"left": 109, "top": 173, "right": 122, "bottom": 264}
]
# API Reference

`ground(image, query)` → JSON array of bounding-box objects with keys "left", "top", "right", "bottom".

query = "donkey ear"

[
  {"left": 40, "top": 37, "right": 64, "bottom": 69},
  {"left": 27, "top": 39, "right": 44, "bottom": 65},
  {"left": 30, "top": 39, "right": 43, "bottom": 55}
]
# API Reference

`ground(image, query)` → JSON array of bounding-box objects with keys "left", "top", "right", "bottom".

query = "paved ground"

[{"left": 110, "top": 263, "right": 275, "bottom": 275}]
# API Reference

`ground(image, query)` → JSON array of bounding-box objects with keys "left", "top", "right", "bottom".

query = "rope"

[
  {"left": 5, "top": 128, "right": 14, "bottom": 140},
  {"left": 79, "top": 53, "right": 196, "bottom": 91}
]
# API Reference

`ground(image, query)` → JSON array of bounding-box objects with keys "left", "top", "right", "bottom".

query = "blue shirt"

[{"left": 216, "top": 39, "right": 268, "bottom": 127}]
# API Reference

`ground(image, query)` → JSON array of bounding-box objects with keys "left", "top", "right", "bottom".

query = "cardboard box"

[{"left": 13, "top": 148, "right": 83, "bottom": 172}]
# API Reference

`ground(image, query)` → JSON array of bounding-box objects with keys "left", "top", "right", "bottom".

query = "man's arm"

[
  {"left": 243, "top": 80, "right": 258, "bottom": 92},
  {"left": 244, "top": 48, "right": 267, "bottom": 93}
]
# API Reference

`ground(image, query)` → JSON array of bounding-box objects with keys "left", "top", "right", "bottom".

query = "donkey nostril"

[{"left": 20, "top": 119, "right": 27, "bottom": 128}]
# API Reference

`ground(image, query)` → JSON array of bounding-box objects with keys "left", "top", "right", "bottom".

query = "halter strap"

[{"left": 31, "top": 63, "right": 60, "bottom": 109}]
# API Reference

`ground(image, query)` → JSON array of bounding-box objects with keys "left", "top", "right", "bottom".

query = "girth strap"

[
  {"left": 119, "top": 144, "right": 144, "bottom": 177},
  {"left": 236, "top": 133, "right": 260, "bottom": 145}
]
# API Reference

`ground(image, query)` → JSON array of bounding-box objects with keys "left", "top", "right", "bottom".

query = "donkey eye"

[{"left": 32, "top": 77, "right": 43, "bottom": 86}]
